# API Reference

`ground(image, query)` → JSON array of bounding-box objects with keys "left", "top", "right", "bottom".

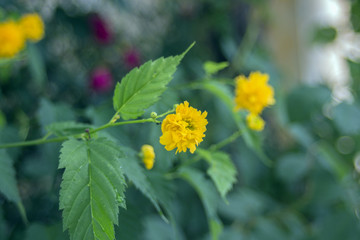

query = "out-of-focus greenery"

[{"left": 0, "top": 0, "right": 360, "bottom": 240}]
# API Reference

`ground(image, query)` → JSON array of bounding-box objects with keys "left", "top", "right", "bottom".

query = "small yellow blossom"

[
  {"left": 19, "top": 13, "right": 44, "bottom": 42},
  {"left": 234, "top": 71, "right": 275, "bottom": 115},
  {"left": 160, "top": 101, "right": 208, "bottom": 154},
  {"left": 141, "top": 145, "right": 155, "bottom": 170},
  {"left": 246, "top": 113, "right": 265, "bottom": 131},
  {"left": 0, "top": 21, "right": 25, "bottom": 58}
]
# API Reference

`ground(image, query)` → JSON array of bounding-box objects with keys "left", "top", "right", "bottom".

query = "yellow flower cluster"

[
  {"left": 160, "top": 101, "right": 208, "bottom": 154},
  {"left": 234, "top": 71, "right": 275, "bottom": 131},
  {"left": 141, "top": 145, "right": 155, "bottom": 170},
  {"left": 0, "top": 13, "right": 44, "bottom": 58}
]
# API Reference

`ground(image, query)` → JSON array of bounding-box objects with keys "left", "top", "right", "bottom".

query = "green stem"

[
  {"left": 209, "top": 131, "right": 242, "bottom": 151},
  {"left": 0, "top": 118, "right": 159, "bottom": 149}
]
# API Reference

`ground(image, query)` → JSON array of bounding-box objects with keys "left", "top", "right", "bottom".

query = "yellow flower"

[
  {"left": 19, "top": 13, "right": 44, "bottom": 42},
  {"left": 0, "top": 21, "right": 25, "bottom": 58},
  {"left": 234, "top": 71, "right": 275, "bottom": 115},
  {"left": 160, "top": 101, "right": 208, "bottom": 154},
  {"left": 246, "top": 113, "right": 265, "bottom": 131},
  {"left": 141, "top": 145, "right": 155, "bottom": 170}
]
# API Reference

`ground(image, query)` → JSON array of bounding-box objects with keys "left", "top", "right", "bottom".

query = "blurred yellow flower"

[
  {"left": 141, "top": 145, "right": 155, "bottom": 170},
  {"left": 246, "top": 113, "right": 265, "bottom": 131},
  {"left": 19, "top": 13, "right": 44, "bottom": 42},
  {"left": 0, "top": 21, "right": 25, "bottom": 58},
  {"left": 234, "top": 71, "right": 275, "bottom": 115},
  {"left": 160, "top": 101, "right": 208, "bottom": 154}
]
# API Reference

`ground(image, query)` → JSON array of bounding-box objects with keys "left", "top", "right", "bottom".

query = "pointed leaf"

[
  {"left": 197, "top": 149, "right": 237, "bottom": 201},
  {"left": 59, "top": 138, "right": 126, "bottom": 240},
  {"left": 203, "top": 61, "right": 229, "bottom": 76},
  {"left": 113, "top": 43, "right": 194, "bottom": 120}
]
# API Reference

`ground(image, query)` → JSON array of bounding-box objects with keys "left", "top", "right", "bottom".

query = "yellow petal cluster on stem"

[{"left": 160, "top": 101, "right": 208, "bottom": 154}]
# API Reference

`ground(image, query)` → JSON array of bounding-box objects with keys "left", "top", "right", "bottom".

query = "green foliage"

[
  {"left": 203, "top": 61, "right": 229, "bottom": 76},
  {"left": 197, "top": 149, "right": 237, "bottom": 201},
  {"left": 27, "top": 43, "right": 46, "bottom": 88},
  {"left": 113, "top": 43, "right": 194, "bottom": 120},
  {"left": 59, "top": 138, "right": 126, "bottom": 240}
]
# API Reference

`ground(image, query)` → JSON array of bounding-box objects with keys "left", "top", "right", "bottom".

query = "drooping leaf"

[
  {"left": 117, "top": 146, "right": 161, "bottom": 213},
  {"left": 113, "top": 42, "right": 194, "bottom": 120},
  {"left": 46, "top": 121, "right": 93, "bottom": 137},
  {"left": 178, "top": 167, "right": 222, "bottom": 240},
  {"left": 197, "top": 149, "right": 237, "bottom": 202},
  {"left": 0, "top": 150, "right": 27, "bottom": 223},
  {"left": 59, "top": 138, "right": 126, "bottom": 240},
  {"left": 203, "top": 61, "right": 229, "bottom": 76},
  {"left": 0, "top": 149, "right": 21, "bottom": 203}
]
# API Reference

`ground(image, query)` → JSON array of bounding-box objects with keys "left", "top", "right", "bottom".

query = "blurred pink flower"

[
  {"left": 89, "top": 14, "right": 112, "bottom": 44},
  {"left": 123, "top": 48, "right": 141, "bottom": 69},
  {"left": 90, "top": 67, "right": 113, "bottom": 92}
]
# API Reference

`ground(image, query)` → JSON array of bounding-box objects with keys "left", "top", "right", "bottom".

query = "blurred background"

[{"left": 1, "top": 0, "right": 360, "bottom": 239}]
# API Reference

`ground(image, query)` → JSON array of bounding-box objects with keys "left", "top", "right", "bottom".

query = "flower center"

[{"left": 184, "top": 119, "right": 195, "bottom": 130}]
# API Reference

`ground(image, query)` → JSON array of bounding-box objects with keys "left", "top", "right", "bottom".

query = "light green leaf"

[
  {"left": 117, "top": 146, "right": 161, "bottom": 213},
  {"left": 197, "top": 149, "right": 237, "bottom": 201},
  {"left": 113, "top": 42, "right": 194, "bottom": 120},
  {"left": 59, "top": 138, "right": 126, "bottom": 240},
  {"left": 46, "top": 121, "right": 93, "bottom": 137},
  {"left": 203, "top": 61, "right": 229, "bottom": 76},
  {"left": 178, "top": 167, "right": 222, "bottom": 240}
]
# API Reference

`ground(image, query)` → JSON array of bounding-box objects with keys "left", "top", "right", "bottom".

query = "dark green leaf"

[
  {"left": 276, "top": 153, "right": 309, "bottom": 182},
  {"left": 0, "top": 149, "right": 21, "bottom": 203}
]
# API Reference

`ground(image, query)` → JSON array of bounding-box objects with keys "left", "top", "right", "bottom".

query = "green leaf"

[
  {"left": 197, "top": 149, "right": 237, "bottom": 201},
  {"left": 46, "top": 121, "right": 93, "bottom": 137},
  {"left": 0, "top": 149, "right": 27, "bottom": 224},
  {"left": 59, "top": 138, "right": 126, "bottom": 240},
  {"left": 113, "top": 42, "right": 194, "bottom": 120},
  {"left": 178, "top": 167, "right": 222, "bottom": 240},
  {"left": 117, "top": 146, "right": 161, "bottom": 213},
  {"left": 347, "top": 59, "right": 360, "bottom": 96},
  {"left": 203, "top": 61, "right": 229, "bottom": 76},
  {"left": 0, "top": 149, "right": 21, "bottom": 203},
  {"left": 313, "top": 26, "right": 337, "bottom": 44},
  {"left": 332, "top": 103, "right": 360, "bottom": 135}
]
